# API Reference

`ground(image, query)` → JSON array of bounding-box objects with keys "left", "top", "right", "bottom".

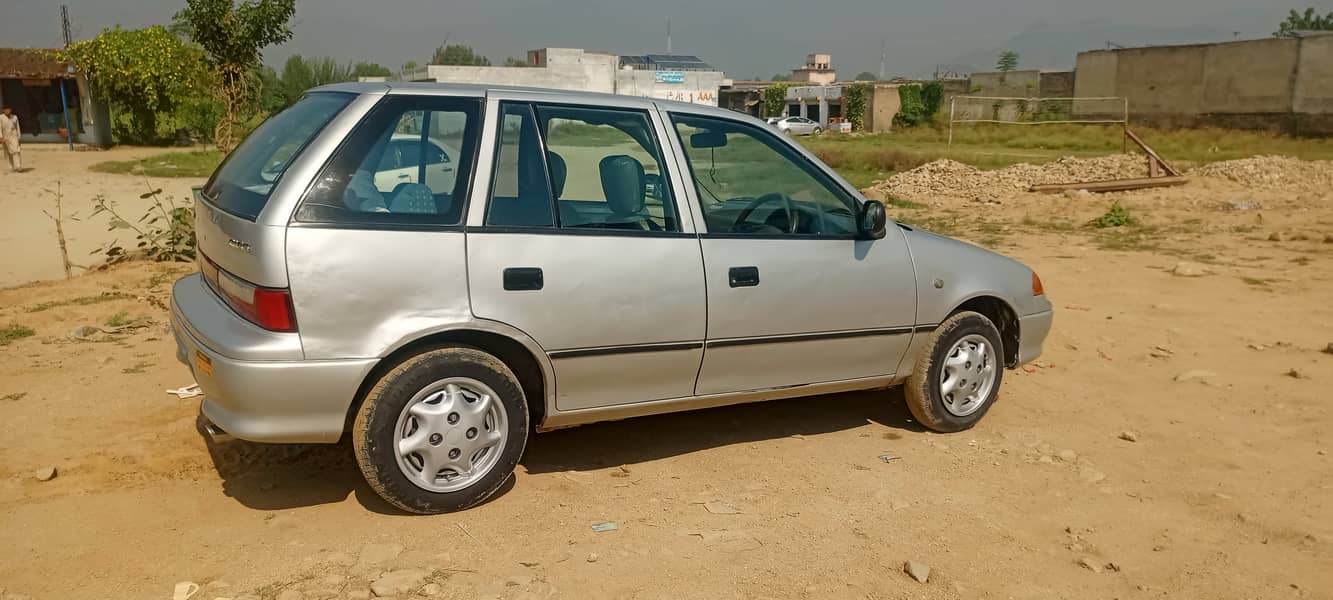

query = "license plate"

[{"left": 194, "top": 351, "right": 213, "bottom": 377}]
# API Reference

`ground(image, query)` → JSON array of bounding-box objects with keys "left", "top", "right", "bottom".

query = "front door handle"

[
  {"left": 728, "top": 266, "right": 760, "bottom": 288},
  {"left": 503, "top": 267, "right": 544, "bottom": 291}
]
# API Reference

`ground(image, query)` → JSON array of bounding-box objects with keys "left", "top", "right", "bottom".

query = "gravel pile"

[
  {"left": 1189, "top": 156, "right": 1333, "bottom": 193},
  {"left": 873, "top": 154, "right": 1150, "bottom": 201}
]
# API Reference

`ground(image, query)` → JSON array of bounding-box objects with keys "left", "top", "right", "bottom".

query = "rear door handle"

[
  {"left": 728, "top": 266, "right": 760, "bottom": 288},
  {"left": 503, "top": 267, "right": 544, "bottom": 291}
]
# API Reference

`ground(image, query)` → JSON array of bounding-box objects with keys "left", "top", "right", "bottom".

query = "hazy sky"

[{"left": 2, "top": 0, "right": 1328, "bottom": 78}]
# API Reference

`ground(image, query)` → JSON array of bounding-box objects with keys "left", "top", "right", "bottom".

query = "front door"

[
  {"left": 467, "top": 100, "right": 706, "bottom": 411},
  {"left": 667, "top": 111, "right": 917, "bottom": 396}
]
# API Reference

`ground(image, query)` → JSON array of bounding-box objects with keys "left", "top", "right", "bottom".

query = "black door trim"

[
  {"left": 548, "top": 341, "right": 704, "bottom": 360},
  {"left": 705, "top": 326, "right": 914, "bottom": 349}
]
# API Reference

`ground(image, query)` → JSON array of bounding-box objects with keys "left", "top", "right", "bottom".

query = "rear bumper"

[
  {"left": 1016, "top": 309, "right": 1053, "bottom": 365},
  {"left": 170, "top": 275, "right": 376, "bottom": 443}
]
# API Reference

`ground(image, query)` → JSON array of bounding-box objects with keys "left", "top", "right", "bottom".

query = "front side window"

[
  {"left": 485, "top": 102, "right": 680, "bottom": 232},
  {"left": 204, "top": 92, "right": 353, "bottom": 220},
  {"left": 671, "top": 113, "right": 857, "bottom": 236},
  {"left": 295, "top": 96, "right": 480, "bottom": 225}
]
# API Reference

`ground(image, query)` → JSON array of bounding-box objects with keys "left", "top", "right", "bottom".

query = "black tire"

[
  {"left": 353, "top": 346, "right": 529, "bottom": 514},
  {"left": 812, "top": 127, "right": 823, "bottom": 135},
  {"left": 905, "top": 311, "right": 1005, "bottom": 433}
]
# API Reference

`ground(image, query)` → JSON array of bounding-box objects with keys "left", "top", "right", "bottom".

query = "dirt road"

[
  {"left": 0, "top": 145, "right": 204, "bottom": 288},
  {"left": 1, "top": 168, "right": 1331, "bottom": 599}
]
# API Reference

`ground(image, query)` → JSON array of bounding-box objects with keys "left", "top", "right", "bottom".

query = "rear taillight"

[{"left": 201, "top": 253, "right": 297, "bottom": 332}]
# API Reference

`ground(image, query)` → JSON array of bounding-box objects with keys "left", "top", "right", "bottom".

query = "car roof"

[{"left": 309, "top": 81, "right": 762, "bottom": 124}]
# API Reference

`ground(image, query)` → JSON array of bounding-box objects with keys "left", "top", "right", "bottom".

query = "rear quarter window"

[{"left": 203, "top": 92, "right": 354, "bottom": 221}]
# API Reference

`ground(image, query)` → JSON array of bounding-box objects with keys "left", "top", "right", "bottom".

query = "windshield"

[{"left": 203, "top": 92, "right": 354, "bottom": 220}]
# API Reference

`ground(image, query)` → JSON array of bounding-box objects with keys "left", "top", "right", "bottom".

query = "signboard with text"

[{"left": 654, "top": 70, "right": 685, "bottom": 84}]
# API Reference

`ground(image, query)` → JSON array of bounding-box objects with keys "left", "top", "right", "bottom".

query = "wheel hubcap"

[
  {"left": 939, "top": 334, "right": 997, "bottom": 417},
  {"left": 393, "top": 377, "right": 508, "bottom": 493}
]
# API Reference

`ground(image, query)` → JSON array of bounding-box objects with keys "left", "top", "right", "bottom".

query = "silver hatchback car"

[{"left": 172, "top": 83, "right": 1052, "bottom": 513}]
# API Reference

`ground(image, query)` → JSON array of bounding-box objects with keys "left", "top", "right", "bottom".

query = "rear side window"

[
  {"left": 203, "top": 92, "right": 352, "bottom": 221},
  {"left": 295, "top": 95, "right": 482, "bottom": 225}
]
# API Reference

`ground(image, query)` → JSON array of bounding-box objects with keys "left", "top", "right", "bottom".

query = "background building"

[
  {"left": 396, "top": 47, "right": 728, "bottom": 106},
  {"left": 790, "top": 53, "right": 836, "bottom": 85},
  {"left": 0, "top": 48, "right": 111, "bottom": 147}
]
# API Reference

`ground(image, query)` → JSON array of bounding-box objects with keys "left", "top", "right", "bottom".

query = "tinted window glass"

[
  {"left": 295, "top": 96, "right": 480, "bottom": 225},
  {"left": 486, "top": 103, "right": 555, "bottom": 227},
  {"left": 671, "top": 113, "right": 856, "bottom": 236},
  {"left": 537, "top": 105, "right": 679, "bottom": 232},
  {"left": 204, "top": 92, "right": 352, "bottom": 220}
]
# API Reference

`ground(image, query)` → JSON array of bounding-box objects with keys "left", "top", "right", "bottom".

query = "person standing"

[{"left": 0, "top": 107, "right": 21, "bottom": 172}]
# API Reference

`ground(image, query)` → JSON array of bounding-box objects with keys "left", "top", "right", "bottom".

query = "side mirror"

[{"left": 859, "top": 200, "right": 888, "bottom": 240}]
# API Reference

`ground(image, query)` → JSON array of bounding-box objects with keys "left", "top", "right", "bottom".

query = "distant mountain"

[{"left": 945, "top": 8, "right": 1294, "bottom": 74}]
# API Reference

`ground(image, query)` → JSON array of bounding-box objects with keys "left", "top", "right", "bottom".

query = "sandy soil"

[
  {"left": 0, "top": 167, "right": 1331, "bottom": 600},
  {"left": 0, "top": 145, "right": 205, "bottom": 288}
]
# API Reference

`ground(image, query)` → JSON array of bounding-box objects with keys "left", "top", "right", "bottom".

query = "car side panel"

[{"left": 286, "top": 227, "right": 473, "bottom": 359}]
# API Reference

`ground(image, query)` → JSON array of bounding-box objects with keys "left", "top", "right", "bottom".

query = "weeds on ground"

[
  {"left": 88, "top": 150, "right": 223, "bottom": 178},
  {"left": 1, "top": 392, "right": 27, "bottom": 402},
  {"left": 25, "top": 292, "right": 134, "bottom": 313},
  {"left": 92, "top": 175, "right": 196, "bottom": 266},
  {"left": 105, "top": 311, "right": 133, "bottom": 328},
  {"left": 1090, "top": 201, "right": 1137, "bottom": 228},
  {"left": 121, "top": 361, "right": 154, "bottom": 374},
  {"left": 0, "top": 324, "right": 36, "bottom": 346},
  {"left": 885, "top": 196, "right": 927, "bottom": 210},
  {"left": 1240, "top": 276, "right": 1277, "bottom": 290}
]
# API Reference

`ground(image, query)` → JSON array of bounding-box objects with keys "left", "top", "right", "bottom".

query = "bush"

[
  {"left": 893, "top": 82, "right": 943, "bottom": 128},
  {"left": 1090, "top": 200, "right": 1136, "bottom": 228}
]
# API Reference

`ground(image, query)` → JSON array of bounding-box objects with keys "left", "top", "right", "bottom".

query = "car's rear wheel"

[
  {"left": 905, "top": 311, "right": 1004, "bottom": 432},
  {"left": 353, "top": 346, "right": 528, "bottom": 514},
  {"left": 812, "top": 127, "right": 823, "bottom": 135}
]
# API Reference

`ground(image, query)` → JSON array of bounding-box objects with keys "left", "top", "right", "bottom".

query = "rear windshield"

[{"left": 203, "top": 92, "right": 353, "bottom": 220}]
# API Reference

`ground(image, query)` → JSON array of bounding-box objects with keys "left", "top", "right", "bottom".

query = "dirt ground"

[
  {"left": 0, "top": 145, "right": 205, "bottom": 288},
  {"left": 1, "top": 160, "right": 1332, "bottom": 600}
]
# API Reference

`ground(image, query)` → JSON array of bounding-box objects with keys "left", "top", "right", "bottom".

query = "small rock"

[
  {"left": 1079, "top": 467, "right": 1107, "bottom": 484},
  {"left": 419, "top": 582, "right": 444, "bottom": 597},
  {"left": 1077, "top": 556, "right": 1103, "bottom": 573},
  {"left": 1319, "top": 450, "right": 1327, "bottom": 456},
  {"left": 357, "top": 542, "right": 403, "bottom": 567},
  {"left": 1173, "top": 369, "right": 1218, "bottom": 383},
  {"left": 33, "top": 466, "right": 57, "bottom": 482},
  {"left": 369, "top": 569, "right": 427, "bottom": 597},
  {"left": 1106, "top": 561, "right": 1122, "bottom": 572},
  {"left": 1291, "top": 232, "right": 1310, "bottom": 241},
  {"left": 505, "top": 575, "right": 533, "bottom": 587},
  {"left": 1056, "top": 449, "right": 1078, "bottom": 462},
  {"left": 1064, "top": 189, "right": 1092, "bottom": 200},
  {"left": 591, "top": 521, "right": 619, "bottom": 531},
  {"left": 586, "top": 553, "right": 599, "bottom": 563},
  {"left": 1223, "top": 199, "right": 1261, "bottom": 211},
  {"left": 1268, "top": 232, "right": 1284, "bottom": 242},
  {"left": 904, "top": 560, "right": 931, "bottom": 583},
  {"left": 1286, "top": 369, "right": 1308, "bottom": 380},
  {"left": 1323, "top": 343, "right": 1333, "bottom": 355},
  {"left": 1170, "top": 262, "right": 1210, "bottom": 277},
  {"left": 1324, "top": 234, "right": 1333, "bottom": 244},
  {"left": 1118, "top": 431, "right": 1139, "bottom": 443}
]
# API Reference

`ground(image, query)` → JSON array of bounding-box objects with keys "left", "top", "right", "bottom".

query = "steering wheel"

[{"left": 733, "top": 193, "right": 796, "bottom": 234}]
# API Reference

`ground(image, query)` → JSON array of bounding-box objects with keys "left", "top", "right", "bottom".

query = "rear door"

[
  {"left": 666, "top": 110, "right": 917, "bottom": 395},
  {"left": 466, "top": 97, "right": 707, "bottom": 411}
]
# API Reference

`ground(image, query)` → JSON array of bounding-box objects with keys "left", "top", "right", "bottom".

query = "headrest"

[
  {"left": 547, "top": 151, "right": 567, "bottom": 198},
  {"left": 599, "top": 155, "right": 645, "bottom": 216}
]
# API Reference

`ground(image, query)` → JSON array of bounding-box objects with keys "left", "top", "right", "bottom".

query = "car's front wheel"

[
  {"left": 904, "top": 311, "right": 1004, "bottom": 432},
  {"left": 353, "top": 346, "right": 529, "bottom": 514}
]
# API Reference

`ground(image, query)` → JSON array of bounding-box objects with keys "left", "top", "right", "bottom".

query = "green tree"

[
  {"left": 770, "top": 73, "right": 792, "bottom": 82},
  {"left": 351, "top": 61, "right": 392, "bottom": 78},
  {"left": 1275, "top": 7, "right": 1333, "bottom": 37},
  {"left": 254, "top": 64, "right": 285, "bottom": 113},
  {"left": 503, "top": 56, "right": 532, "bottom": 67},
  {"left": 853, "top": 71, "right": 877, "bottom": 81},
  {"left": 280, "top": 55, "right": 351, "bottom": 107},
  {"left": 431, "top": 44, "right": 491, "bottom": 66},
  {"left": 996, "top": 50, "right": 1020, "bottom": 72},
  {"left": 174, "top": 0, "right": 297, "bottom": 153},
  {"left": 402, "top": 60, "right": 419, "bottom": 71},
  {"left": 61, "top": 26, "right": 206, "bottom": 143}
]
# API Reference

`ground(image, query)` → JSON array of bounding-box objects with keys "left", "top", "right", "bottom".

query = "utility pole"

[
  {"left": 879, "top": 38, "right": 886, "bottom": 80},
  {"left": 666, "top": 17, "right": 672, "bottom": 53}
]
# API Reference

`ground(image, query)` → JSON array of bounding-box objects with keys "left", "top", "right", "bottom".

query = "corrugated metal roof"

[{"left": 620, "top": 54, "right": 718, "bottom": 71}]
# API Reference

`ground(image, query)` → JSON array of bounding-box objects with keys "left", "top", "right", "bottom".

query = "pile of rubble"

[
  {"left": 1188, "top": 155, "right": 1333, "bottom": 193},
  {"left": 871, "top": 154, "right": 1151, "bottom": 201}
]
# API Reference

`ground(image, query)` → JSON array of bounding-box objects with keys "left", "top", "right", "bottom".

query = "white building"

[{"left": 394, "top": 48, "right": 728, "bottom": 106}]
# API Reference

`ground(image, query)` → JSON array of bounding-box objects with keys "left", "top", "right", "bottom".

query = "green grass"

[
  {"left": 104, "top": 311, "right": 132, "bottom": 328},
  {"left": 25, "top": 292, "right": 133, "bottom": 313},
  {"left": 90, "top": 150, "right": 223, "bottom": 178},
  {"left": 0, "top": 324, "right": 36, "bottom": 346}
]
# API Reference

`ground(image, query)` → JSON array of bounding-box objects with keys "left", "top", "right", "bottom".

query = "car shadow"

[
  {"left": 197, "top": 387, "right": 919, "bottom": 513},
  {"left": 521, "top": 386, "right": 923, "bottom": 474}
]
